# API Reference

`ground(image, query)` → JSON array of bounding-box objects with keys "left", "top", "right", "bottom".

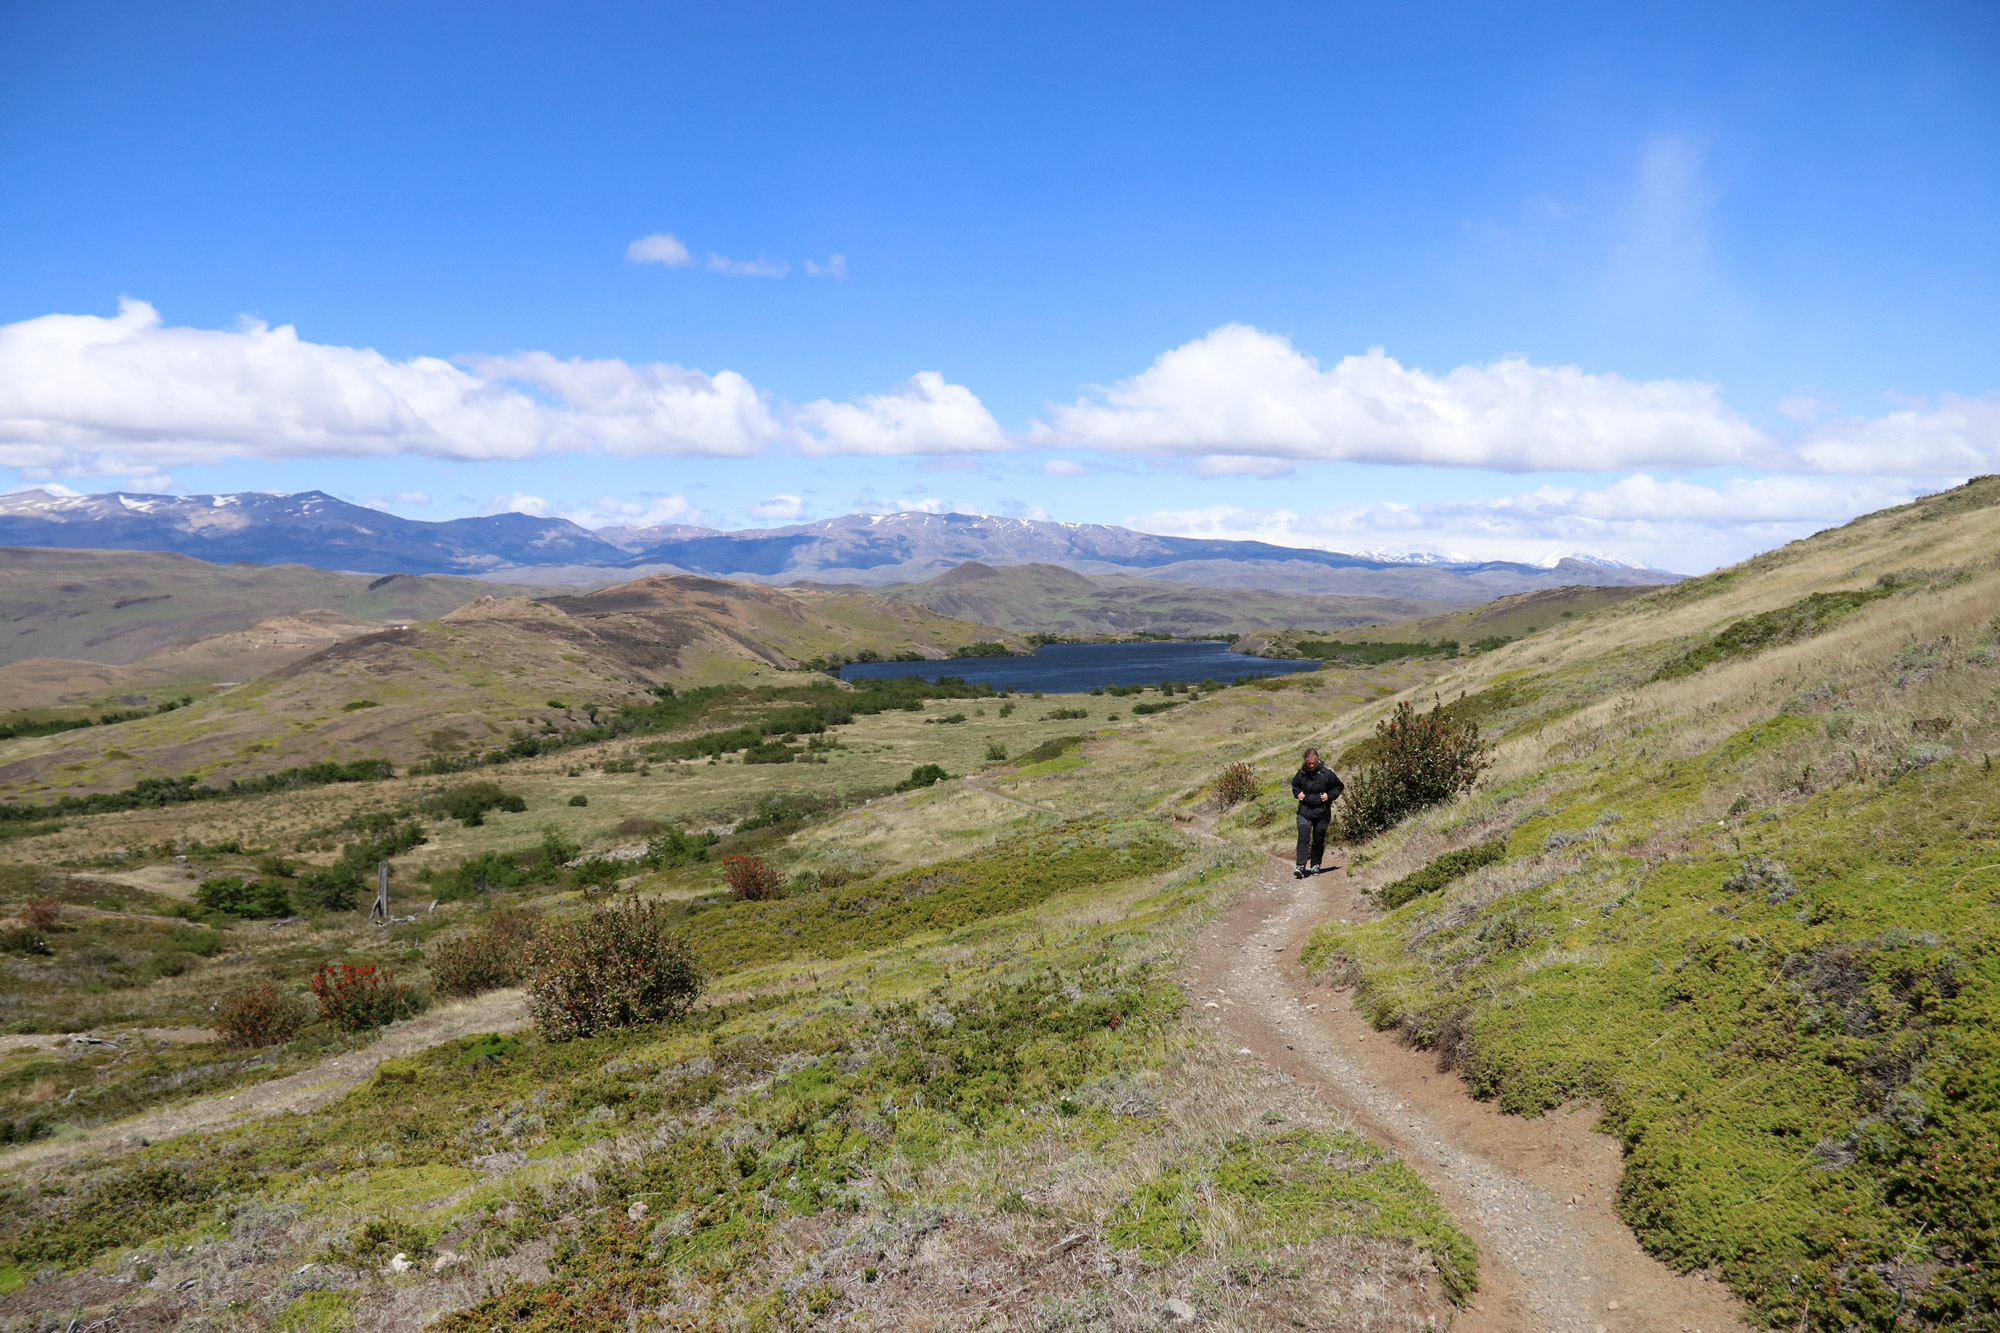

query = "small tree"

[
  {"left": 1211, "top": 762, "right": 1258, "bottom": 808},
  {"left": 215, "top": 982, "right": 309, "bottom": 1047},
  {"left": 721, "top": 855, "right": 784, "bottom": 901},
  {"left": 1334, "top": 700, "right": 1490, "bottom": 843},
  {"left": 525, "top": 896, "right": 705, "bottom": 1041},
  {"left": 309, "top": 962, "right": 422, "bottom": 1032}
]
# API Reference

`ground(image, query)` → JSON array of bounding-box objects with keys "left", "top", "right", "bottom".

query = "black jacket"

[{"left": 1292, "top": 763, "right": 1343, "bottom": 816}]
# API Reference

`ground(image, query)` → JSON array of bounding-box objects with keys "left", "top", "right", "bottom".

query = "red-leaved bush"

[
  {"left": 21, "top": 898, "right": 61, "bottom": 932},
  {"left": 1211, "top": 762, "right": 1258, "bottom": 808},
  {"left": 525, "top": 896, "right": 704, "bottom": 1042},
  {"left": 309, "top": 961, "right": 423, "bottom": 1032},
  {"left": 721, "top": 854, "right": 784, "bottom": 901},
  {"left": 1334, "top": 700, "right": 1491, "bottom": 843},
  {"left": 215, "top": 982, "right": 309, "bottom": 1047}
]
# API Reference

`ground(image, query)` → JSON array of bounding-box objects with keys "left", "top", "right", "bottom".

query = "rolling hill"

[
  {"left": 836, "top": 559, "right": 1456, "bottom": 636},
  {"left": 0, "top": 546, "right": 561, "bottom": 666},
  {"left": 0, "top": 574, "right": 1026, "bottom": 798}
]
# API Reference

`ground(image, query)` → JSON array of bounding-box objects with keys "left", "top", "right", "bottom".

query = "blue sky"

[{"left": 2, "top": 0, "right": 1996, "bottom": 571}]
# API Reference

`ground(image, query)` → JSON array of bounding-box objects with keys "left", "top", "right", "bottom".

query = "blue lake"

[{"left": 836, "top": 640, "right": 1321, "bottom": 693}]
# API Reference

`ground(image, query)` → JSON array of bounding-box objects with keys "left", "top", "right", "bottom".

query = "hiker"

[{"left": 1291, "top": 747, "right": 1343, "bottom": 878}]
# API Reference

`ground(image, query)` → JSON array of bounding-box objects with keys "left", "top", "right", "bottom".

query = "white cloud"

[
  {"left": 467, "top": 350, "right": 778, "bottom": 458},
  {"left": 750, "top": 494, "right": 806, "bottom": 521},
  {"left": 1127, "top": 473, "right": 1925, "bottom": 574},
  {"left": 1793, "top": 395, "right": 2000, "bottom": 476},
  {"left": 706, "top": 254, "right": 788, "bottom": 277},
  {"left": 1042, "top": 458, "right": 1089, "bottom": 477},
  {"left": 477, "top": 491, "right": 704, "bottom": 529},
  {"left": 806, "top": 254, "right": 848, "bottom": 278},
  {"left": 626, "top": 232, "right": 693, "bottom": 266},
  {"left": 1034, "top": 324, "right": 1769, "bottom": 473},
  {"left": 0, "top": 300, "right": 782, "bottom": 473},
  {"left": 484, "top": 492, "right": 557, "bottom": 518},
  {"left": 794, "top": 371, "right": 1008, "bottom": 456}
]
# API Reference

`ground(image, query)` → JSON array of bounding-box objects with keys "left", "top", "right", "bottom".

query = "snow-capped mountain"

[{"left": 0, "top": 489, "right": 1683, "bottom": 597}]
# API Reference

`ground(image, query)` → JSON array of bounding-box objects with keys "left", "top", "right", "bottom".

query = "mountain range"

[{"left": 0, "top": 488, "right": 1681, "bottom": 600}]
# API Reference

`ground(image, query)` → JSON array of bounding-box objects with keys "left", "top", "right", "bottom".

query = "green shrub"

[
  {"left": 422, "top": 781, "right": 526, "bottom": 827},
  {"left": 1016, "top": 735, "right": 1084, "bottom": 766},
  {"left": 214, "top": 982, "right": 309, "bottom": 1047},
  {"left": 428, "top": 908, "right": 540, "bottom": 998},
  {"left": 573, "top": 856, "right": 626, "bottom": 891},
  {"left": 194, "top": 875, "right": 292, "bottom": 918},
  {"left": 293, "top": 864, "right": 363, "bottom": 911},
  {"left": 643, "top": 828, "right": 716, "bottom": 867},
  {"left": 1334, "top": 701, "right": 1490, "bottom": 843},
  {"left": 985, "top": 741, "right": 1008, "bottom": 761},
  {"left": 1375, "top": 839, "right": 1508, "bottom": 909},
  {"left": 567, "top": 793, "right": 588, "bottom": 807},
  {"left": 898, "top": 764, "right": 949, "bottom": 791},
  {"left": 309, "top": 962, "right": 421, "bottom": 1032},
  {"left": 525, "top": 896, "right": 705, "bottom": 1041},
  {"left": 1044, "top": 707, "right": 1088, "bottom": 720},
  {"left": 1130, "top": 700, "right": 1183, "bottom": 716}
]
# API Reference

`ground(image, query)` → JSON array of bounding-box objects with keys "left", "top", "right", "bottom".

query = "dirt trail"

[
  {"left": 0, "top": 989, "right": 528, "bottom": 1172},
  {"left": 1189, "top": 854, "right": 1750, "bottom": 1333}
]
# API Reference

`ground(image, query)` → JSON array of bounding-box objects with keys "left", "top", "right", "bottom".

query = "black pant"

[{"left": 1295, "top": 809, "right": 1330, "bottom": 867}]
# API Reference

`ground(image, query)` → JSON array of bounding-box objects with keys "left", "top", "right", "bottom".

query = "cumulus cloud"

[
  {"left": 0, "top": 300, "right": 786, "bottom": 474},
  {"left": 1128, "top": 473, "right": 1925, "bottom": 573},
  {"left": 805, "top": 254, "right": 848, "bottom": 278},
  {"left": 794, "top": 371, "right": 1008, "bottom": 456},
  {"left": 1034, "top": 324, "right": 1770, "bottom": 473},
  {"left": 467, "top": 351, "right": 777, "bottom": 458},
  {"left": 626, "top": 232, "right": 693, "bottom": 266},
  {"left": 750, "top": 493, "right": 806, "bottom": 521}
]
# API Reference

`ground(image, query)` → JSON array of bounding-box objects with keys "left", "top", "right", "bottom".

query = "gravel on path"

[{"left": 1187, "top": 853, "right": 1751, "bottom": 1333}]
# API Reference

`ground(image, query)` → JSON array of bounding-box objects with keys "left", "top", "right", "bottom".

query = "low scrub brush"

[
  {"left": 1211, "top": 762, "right": 1258, "bottom": 808},
  {"left": 214, "top": 982, "right": 309, "bottom": 1047},
  {"left": 722, "top": 854, "right": 784, "bottom": 901},
  {"left": 309, "top": 962, "right": 422, "bottom": 1032},
  {"left": 525, "top": 896, "right": 704, "bottom": 1041},
  {"left": 428, "top": 907, "right": 540, "bottom": 998}
]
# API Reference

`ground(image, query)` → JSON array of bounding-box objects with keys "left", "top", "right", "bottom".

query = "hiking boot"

[{"left": 1292, "top": 865, "right": 1307, "bottom": 879}]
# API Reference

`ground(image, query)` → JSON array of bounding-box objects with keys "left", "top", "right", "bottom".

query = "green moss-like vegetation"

[
  {"left": 1307, "top": 728, "right": 2000, "bottom": 1329},
  {"left": 1652, "top": 586, "right": 1895, "bottom": 680},
  {"left": 1375, "top": 839, "right": 1507, "bottom": 909},
  {"left": 1109, "top": 1128, "right": 1476, "bottom": 1298}
]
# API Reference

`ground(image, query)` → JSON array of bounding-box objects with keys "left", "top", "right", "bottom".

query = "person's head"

[{"left": 1302, "top": 747, "right": 1321, "bottom": 769}]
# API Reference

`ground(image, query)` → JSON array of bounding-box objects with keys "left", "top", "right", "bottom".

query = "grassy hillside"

[
  {"left": 1238, "top": 583, "right": 1661, "bottom": 660},
  {"left": 822, "top": 560, "right": 1454, "bottom": 637},
  {"left": 0, "top": 546, "right": 563, "bottom": 666},
  {"left": 0, "top": 655, "right": 1474, "bottom": 1331},
  {"left": 1284, "top": 476, "right": 2000, "bottom": 1329},
  {"left": 0, "top": 610, "right": 393, "bottom": 714},
  {"left": 0, "top": 575, "right": 1029, "bottom": 801}
]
